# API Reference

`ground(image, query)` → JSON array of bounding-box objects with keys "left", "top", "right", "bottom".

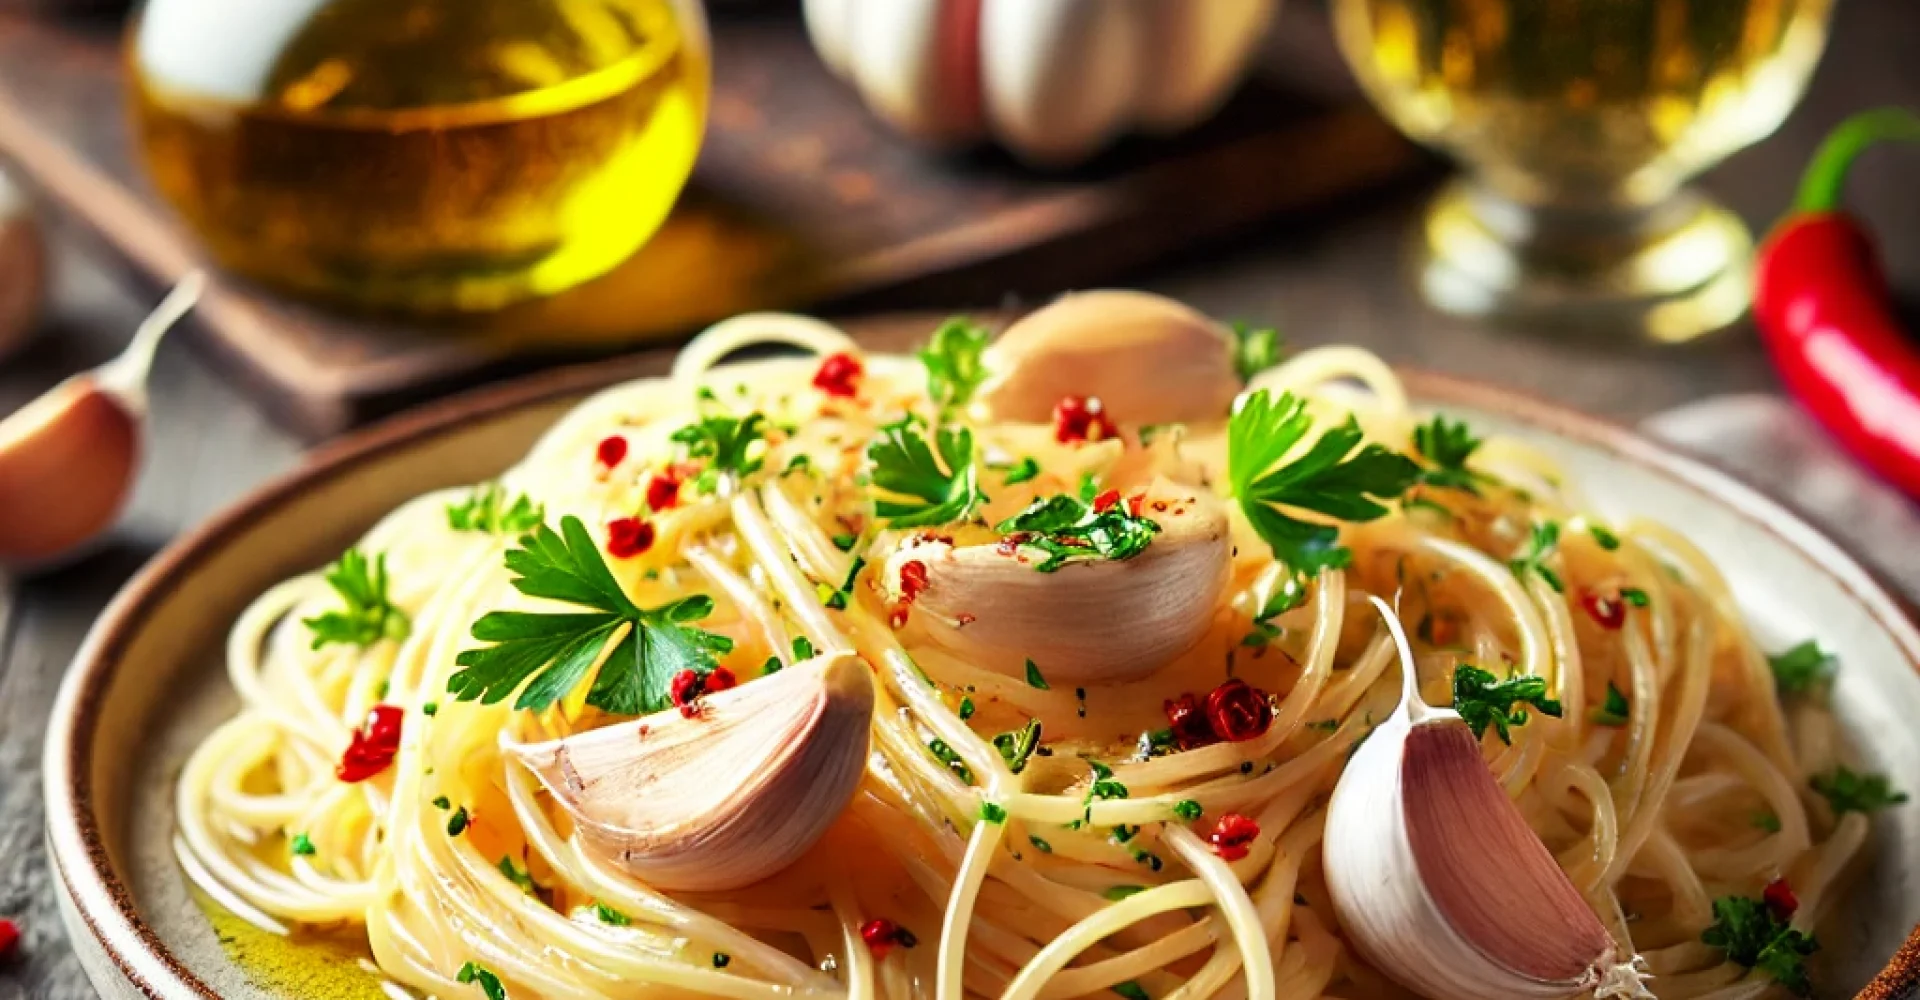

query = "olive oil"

[{"left": 131, "top": 0, "right": 708, "bottom": 312}]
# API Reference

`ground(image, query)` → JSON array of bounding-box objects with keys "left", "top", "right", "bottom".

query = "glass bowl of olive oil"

[{"left": 129, "top": 0, "right": 709, "bottom": 313}]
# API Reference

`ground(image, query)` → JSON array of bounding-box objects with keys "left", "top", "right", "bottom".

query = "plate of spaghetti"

[{"left": 44, "top": 291, "right": 1920, "bottom": 1000}]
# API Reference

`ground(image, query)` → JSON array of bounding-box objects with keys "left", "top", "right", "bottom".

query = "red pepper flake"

[
  {"left": 669, "top": 669, "right": 705, "bottom": 717},
  {"left": 1052, "top": 395, "right": 1118, "bottom": 443},
  {"left": 860, "top": 918, "right": 917, "bottom": 958},
  {"left": 1206, "top": 679, "right": 1273, "bottom": 742},
  {"left": 1579, "top": 589, "right": 1625, "bottom": 630},
  {"left": 1208, "top": 813, "right": 1260, "bottom": 861},
  {"left": 606, "top": 517, "right": 656, "bottom": 558},
  {"left": 1763, "top": 877, "right": 1799, "bottom": 919},
  {"left": 813, "top": 352, "right": 864, "bottom": 398},
  {"left": 1127, "top": 494, "right": 1144, "bottom": 517},
  {"left": 898, "top": 560, "right": 930, "bottom": 603},
  {"left": 1091, "top": 488, "right": 1122, "bottom": 513},
  {"left": 705, "top": 666, "right": 738, "bottom": 694},
  {"left": 645, "top": 469, "right": 682, "bottom": 511},
  {"left": 0, "top": 918, "right": 19, "bottom": 964},
  {"left": 1163, "top": 693, "right": 1218, "bottom": 750},
  {"left": 336, "top": 705, "right": 404, "bottom": 782},
  {"left": 889, "top": 608, "right": 910, "bottom": 629},
  {"left": 596, "top": 436, "right": 629, "bottom": 468}
]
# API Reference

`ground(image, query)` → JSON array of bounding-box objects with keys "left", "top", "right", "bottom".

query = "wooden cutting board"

[{"left": 0, "top": 3, "right": 1425, "bottom": 440}]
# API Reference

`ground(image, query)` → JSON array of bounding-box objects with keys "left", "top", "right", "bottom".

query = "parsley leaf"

[
  {"left": 867, "top": 419, "right": 985, "bottom": 528},
  {"left": 303, "top": 549, "right": 410, "bottom": 650},
  {"left": 979, "top": 802, "right": 1008, "bottom": 824},
  {"left": 1241, "top": 577, "right": 1306, "bottom": 648},
  {"left": 1411, "top": 416, "right": 1483, "bottom": 494},
  {"left": 497, "top": 856, "right": 539, "bottom": 895},
  {"left": 1810, "top": 766, "right": 1908, "bottom": 815},
  {"left": 1000, "top": 456, "right": 1040, "bottom": 486},
  {"left": 995, "top": 493, "right": 1160, "bottom": 573},
  {"left": 457, "top": 961, "right": 509, "bottom": 1000},
  {"left": 1229, "top": 321, "right": 1282, "bottom": 381},
  {"left": 928, "top": 738, "right": 974, "bottom": 784},
  {"left": 1024, "top": 658, "right": 1050, "bottom": 690},
  {"left": 1591, "top": 680, "right": 1630, "bottom": 727},
  {"left": 592, "top": 900, "right": 632, "bottom": 926},
  {"left": 1508, "top": 521, "right": 1565, "bottom": 593},
  {"left": 446, "top": 483, "right": 545, "bottom": 535},
  {"left": 447, "top": 517, "right": 733, "bottom": 716},
  {"left": 1228, "top": 390, "right": 1421, "bottom": 575},
  {"left": 993, "top": 719, "right": 1043, "bottom": 774},
  {"left": 1768, "top": 640, "right": 1836, "bottom": 697},
  {"left": 290, "top": 833, "right": 315, "bottom": 857},
  {"left": 1112, "top": 982, "right": 1151, "bottom": 1000},
  {"left": 671, "top": 409, "right": 767, "bottom": 483},
  {"left": 919, "top": 317, "right": 992, "bottom": 413},
  {"left": 1451, "top": 664, "right": 1562, "bottom": 744},
  {"left": 1701, "top": 895, "right": 1818, "bottom": 997}
]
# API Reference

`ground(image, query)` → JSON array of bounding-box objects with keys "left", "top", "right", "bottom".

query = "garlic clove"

[
  {"left": 839, "top": 0, "right": 986, "bottom": 145},
  {"left": 973, "top": 289, "right": 1242, "bottom": 426},
  {"left": 0, "top": 273, "right": 203, "bottom": 568},
  {"left": 506, "top": 651, "right": 875, "bottom": 893},
  {"left": 880, "top": 481, "right": 1230, "bottom": 682},
  {"left": 1323, "top": 596, "right": 1641, "bottom": 1000}
]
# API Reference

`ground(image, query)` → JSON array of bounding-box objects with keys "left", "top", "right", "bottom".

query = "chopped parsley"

[
  {"left": 1241, "top": 578, "right": 1306, "bottom": 648},
  {"left": 1588, "top": 524, "right": 1621, "bottom": 550},
  {"left": 792, "top": 636, "right": 816, "bottom": 661},
  {"left": 446, "top": 517, "right": 734, "bottom": 716},
  {"left": 995, "top": 493, "right": 1159, "bottom": 573},
  {"left": 1810, "top": 766, "right": 1908, "bottom": 815},
  {"left": 1753, "top": 811, "right": 1783, "bottom": 833},
  {"left": 457, "top": 961, "right": 508, "bottom": 1000},
  {"left": 1768, "top": 640, "right": 1836, "bottom": 697},
  {"left": 290, "top": 833, "right": 316, "bottom": 857},
  {"left": 1000, "top": 457, "right": 1041, "bottom": 486},
  {"left": 1025, "top": 658, "right": 1050, "bottom": 690},
  {"left": 497, "top": 856, "right": 538, "bottom": 895},
  {"left": 592, "top": 900, "right": 632, "bottom": 926},
  {"left": 1620, "top": 587, "right": 1650, "bottom": 607},
  {"left": 1112, "top": 981, "right": 1151, "bottom": 1000},
  {"left": 979, "top": 802, "right": 1008, "bottom": 824},
  {"left": 994, "top": 719, "right": 1043, "bottom": 774},
  {"left": 1228, "top": 390, "right": 1421, "bottom": 575},
  {"left": 958, "top": 696, "right": 975, "bottom": 720},
  {"left": 432, "top": 796, "right": 450, "bottom": 809},
  {"left": 1411, "top": 415, "right": 1483, "bottom": 494},
  {"left": 1591, "top": 681, "right": 1630, "bottom": 727},
  {"left": 447, "top": 806, "right": 470, "bottom": 837},
  {"left": 422, "top": 701, "right": 438, "bottom": 716},
  {"left": 1701, "top": 895, "right": 1818, "bottom": 996},
  {"left": 1306, "top": 718, "right": 1339, "bottom": 733},
  {"left": 1102, "top": 885, "right": 1146, "bottom": 901},
  {"left": 1077, "top": 760, "right": 1129, "bottom": 825},
  {"left": 303, "top": 549, "right": 410, "bottom": 650},
  {"left": 1229, "top": 321, "right": 1282, "bottom": 381},
  {"left": 1451, "top": 664, "right": 1563, "bottom": 744},
  {"left": 1508, "top": 521, "right": 1565, "bottom": 593},
  {"left": 446, "top": 483, "right": 545, "bottom": 535},
  {"left": 1029, "top": 836, "right": 1053, "bottom": 853},
  {"left": 928, "top": 739, "right": 974, "bottom": 784},
  {"left": 919, "top": 317, "right": 992, "bottom": 414},
  {"left": 866, "top": 419, "right": 985, "bottom": 528},
  {"left": 821, "top": 556, "right": 866, "bottom": 611},
  {"left": 831, "top": 532, "right": 857, "bottom": 552},
  {"left": 671, "top": 408, "right": 768, "bottom": 485},
  {"left": 1172, "top": 799, "right": 1203, "bottom": 821}
]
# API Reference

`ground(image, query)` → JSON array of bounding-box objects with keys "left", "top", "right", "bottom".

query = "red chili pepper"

[
  {"left": 1163, "top": 693, "right": 1217, "bottom": 750},
  {"left": 1207, "top": 813, "right": 1260, "bottom": 860},
  {"left": 337, "top": 704, "right": 404, "bottom": 782},
  {"left": 898, "top": 560, "right": 930, "bottom": 602},
  {"left": 1205, "top": 678, "right": 1273, "bottom": 742},
  {"left": 596, "top": 435, "right": 628, "bottom": 468},
  {"left": 1052, "top": 395, "right": 1117, "bottom": 443},
  {"left": 705, "top": 666, "right": 738, "bottom": 694},
  {"left": 1091, "top": 488, "right": 1122, "bottom": 513},
  {"left": 859, "top": 918, "right": 916, "bottom": 958},
  {"left": 606, "top": 517, "right": 655, "bottom": 558},
  {"left": 0, "top": 918, "right": 19, "bottom": 963},
  {"left": 1579, "top": 589, "right": 1625, "bottom": 630},
  {"left": 813, "top": 352, "right": 864, "bottom": 398},
  {"left": 669, "top": 669, "right": 705, "bottom": 717},
  {"left": 1755, "top": 108, "right": 1920, "bottom": 499},
  {"left": 646, "top": 469, "right": 681, "bottom": 511},
  {"left": 1763, "top": 877, "right": 1800, "bottom": 919}
]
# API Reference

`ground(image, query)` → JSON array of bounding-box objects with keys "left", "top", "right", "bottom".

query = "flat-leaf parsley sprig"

[
  {"left": 1451, "top": 664, "right": 1563, "bottom": 744},
  {"left": 304, "top": 549, "right": 411, "bottom": 650},
  {"left": 447, "top": 517, "right": 733, "bottom": 716},
  {"left": 866, "top": 416, "right": 986, "bottom": 528},
  {"left": 1227, "top": 389, "right": 1421, "bottom": 575},
  {"left": 995, "top": 492, "right": 1159, "bottom": 573},
  {"left": 919, "top": 317, "right": 992, "bottom": 415},
  {"left": 1701, "top": 895, "right": 1818, "bottom": 996},
  {"left": 670, "top": 396, "right": 769, "bottom": 495},
  {"left": 446, "top": 482, "right": 545, "bottom": 535},
  {"left": 1411, "top": 415, "right": 1486, "bottom": 494}
]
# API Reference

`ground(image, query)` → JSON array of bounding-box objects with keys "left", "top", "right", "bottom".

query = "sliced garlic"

[
  {"left": 879, "top": 481, "right": 1229, "bottom": 682},
  {"left": 1324, "top": 596, "right": 1648, "bottom": 1000},
  {"left": 506, "top": 651, "right": 875, "bottom": 893},
  {"left": 973, "top": 289, "right": 1242, "bottom": 426}
]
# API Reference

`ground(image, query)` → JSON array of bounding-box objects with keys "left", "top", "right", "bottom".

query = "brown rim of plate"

[{"left": 40, "top": 357, "right": 1920, "bottom": 1000}]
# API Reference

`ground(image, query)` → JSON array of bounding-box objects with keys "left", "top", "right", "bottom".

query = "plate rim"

[{"left": 41, "top": 356, "right": 1920, "bottom": 999}]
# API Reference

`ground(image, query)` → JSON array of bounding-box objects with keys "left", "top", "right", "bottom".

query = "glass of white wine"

[{"left": 1334, "top": 0, "right": 1835, "bottom": 341}]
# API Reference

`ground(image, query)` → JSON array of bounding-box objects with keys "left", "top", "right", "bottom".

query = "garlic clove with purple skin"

[
  {"left": 506, "top": 651, "right": 875, "bottom": 893},
  {"left": 0, "top": 273, "right": 203, "bottom": 568},
  {"left": 1323, "top": 596, "right": 1649, "bottom": 1000}
]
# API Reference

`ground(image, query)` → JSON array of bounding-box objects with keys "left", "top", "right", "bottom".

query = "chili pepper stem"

[{"left": 1793, "top": 108, "right": 1920, "bottom": 215}]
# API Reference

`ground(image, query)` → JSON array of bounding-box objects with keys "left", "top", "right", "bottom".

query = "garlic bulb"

[
  {"left": 507, "top": 651, "right": 875, "bottom": 892},
  {"left": 974, "top": 289, "right": 1242, "bottom": 426},
  {"left": 879, "top": 480, "right": 1229, "bottom": 682},
  {"left": 1323, "top": 596, "right": 1647, "bottom": 1000}
]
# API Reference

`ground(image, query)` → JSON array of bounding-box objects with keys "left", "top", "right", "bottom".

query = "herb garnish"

[
  {"left": 1112, "top": 981, "right": 1151, "bottom": 1000},
  {"left": 1768, "top": 640, "right": 1836, "bottom": 697},
  {"left": 1000, "top": 457, "right": 1040, "bottom": 486},
  {"left": 919, "top": 317, "right": 992, "bottom": 414},
  {"left": 866, "top": 418, "right": 985, "bottom": 528},
  {"left": 1228, "top": 390, "right": 1421, "bottom": 575},
  {"left": 1591, "top": 681, "right": 1630, "bottom": 727},
  {"left": 457, "top": 961, "right": 508, "bottom": 1000},
  {"left": 1075, "top": 760, "right": 1129, "bottom": 826},
  {"left": 1411, "top": 416, "right": 1483, "bottom": 494},
  {"left": 928, "top": 739, "right": 974, "bottom": 783},
  {"left": 1588, "top": 524, "right": 1621, "bottom": 550},
  {"left": 957, "top": 696, "right": 975, "bottom": 720},
  {"left": 1620, "top": 587, "right": 1650, "bottom": 607},
  {"left": 1810, "top": 766, "right": 1908, "bottom": 815},
  {"left": 446, "top": 484, "right": 545, "bottom": 535},
  {"left": 1240, "top": 578, "right": 1306, "bottom": 648},
  {"left": 1172, "top": 799, "right": 1203, "bottom": 821},
  {"left": 1024, "top": 658, "right": 1050, "bottom": 690},
  {"left": 304, "top": 549, "right": 410, "bottom": 650},
  {"left": 1229, "top": 321, "right": 1282, "bottom": 381},
  {"left": 1029, "top": 836, "right": 1053, "bottom": 853},
  {"left": 592, "top": 901, "right": 632, "bottom": 926},
  {"left": 979, "top": 802, "right": 1008, "bottom": 824},
  {"left": 1451, "top": 665, "right": 1563, "bottom": 744},
  {"left": 994, "top": 719, "right": 1043, "bottom": 774},
  {"left": 497, "top": 856, "right": 539, "bottom": 895},
  {"left": 1701, "top": 895, "right": 1818, "bottom": 996},
  {"left": 447, "top": 517, "right": 733, "bottom": 715},
  {"left": 447, "top": 806, "right": 470, "bottom": 837},
  {"left": 670, "top": 408, "right": 767, "bottom": 487},
  {"left": 1508, "top": 521, "right": 1565, "bottom": 593},
  {"left": 995, "top": 493, "right": 1159, "bottom": 572},
  {"left": 821, "top": 556, "right": 866, "bottom": 611},
  {"left": 290, "top": 833, "right": 316, "bottom": 857},
  {"left": 1102, "top": 885, "right": 1146, "bottom": 901},
  {"left": 792, "top": 636, "right": 816, "bottom": 661}
]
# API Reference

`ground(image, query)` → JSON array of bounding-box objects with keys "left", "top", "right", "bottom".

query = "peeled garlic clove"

[
  {"left": 507, "top": 651, "right": 875, "bottom": 893},
  {"left": 1324, "top": 596, "right": 1642, "bottom": 1000},
  {"left": 973, "top": 289, "right": 1242, "bottom": 426},
  {"left": 881, "top": 483, "right": 1230, "bottom": 682}
]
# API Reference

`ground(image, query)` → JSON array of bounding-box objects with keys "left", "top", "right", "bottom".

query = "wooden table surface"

[{"left": 4, "top": 1, "right": 1920, "bottom": 997}]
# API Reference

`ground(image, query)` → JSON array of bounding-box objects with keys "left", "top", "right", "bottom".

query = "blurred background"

[{"left": 1, "top": 1, "right": 1918, "bottom": 994}]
